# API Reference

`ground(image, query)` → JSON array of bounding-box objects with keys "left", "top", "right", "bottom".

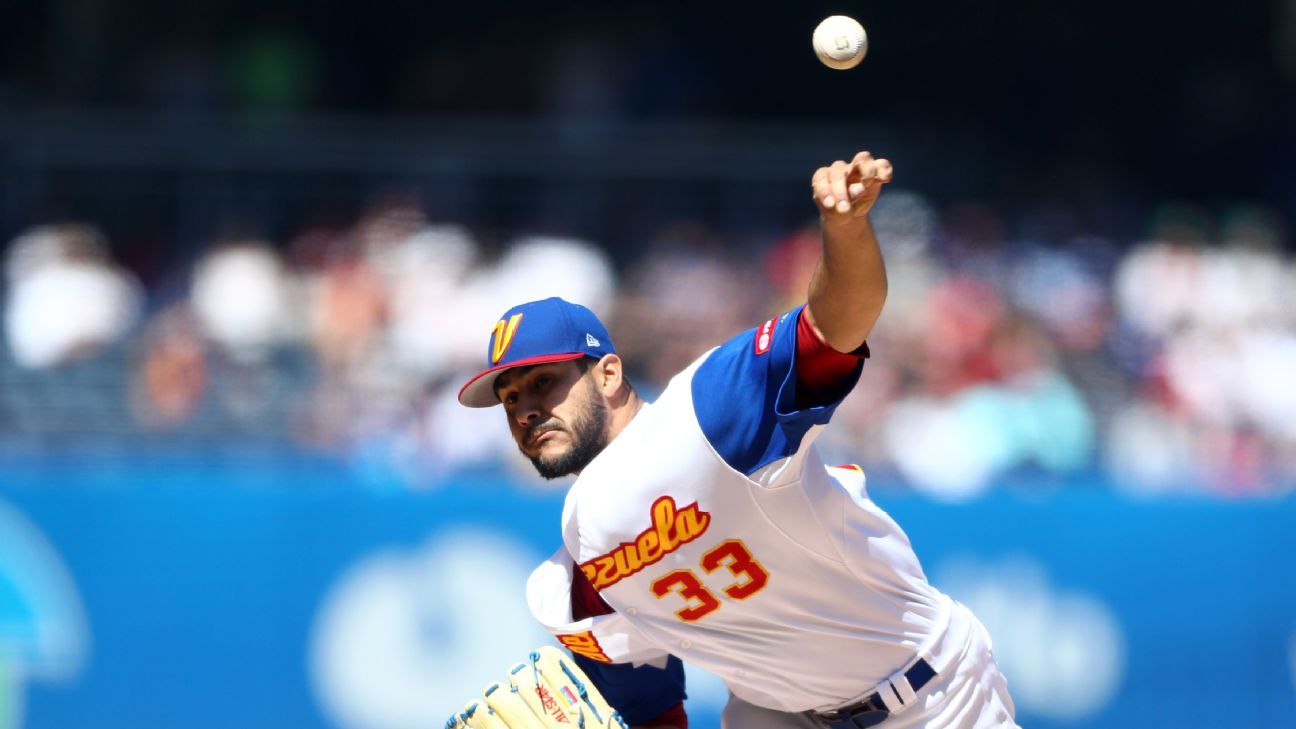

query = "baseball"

[{"left": 812, "top": 15, "right": 868, "bottom": 70}]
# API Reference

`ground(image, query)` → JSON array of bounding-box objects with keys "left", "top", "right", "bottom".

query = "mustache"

[{"left": 525, "top": 420, "right": 564, "bottom": 446}]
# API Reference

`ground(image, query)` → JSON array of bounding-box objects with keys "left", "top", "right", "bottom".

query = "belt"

[{"left": 810, "top": 658, "right": 937, "bottom": 729}]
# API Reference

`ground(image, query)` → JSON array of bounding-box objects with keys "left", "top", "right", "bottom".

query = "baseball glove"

[{"left": 446, "top": 646, "right": 628, "bottom": 729}]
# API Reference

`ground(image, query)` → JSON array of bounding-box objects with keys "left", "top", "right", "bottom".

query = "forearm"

[{"left": 806, "top": 215, "right": 888, "bottom": 353}]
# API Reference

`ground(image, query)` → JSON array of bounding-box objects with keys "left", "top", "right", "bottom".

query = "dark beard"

[{"left": 528, "top": 395, "right": 610, "bottom": 479}]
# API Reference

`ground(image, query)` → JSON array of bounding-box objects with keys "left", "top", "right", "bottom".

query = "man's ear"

[{"left": 594, "top": 354, "right": 624, "bottom": 398}]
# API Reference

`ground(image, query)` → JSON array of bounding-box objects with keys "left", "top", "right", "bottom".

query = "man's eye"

[
  {"left": 505, "top": 392, "right": 518, "bottom": 405},
  {"left": 535, "top": 375, "right": 552, "bottom": 389}
]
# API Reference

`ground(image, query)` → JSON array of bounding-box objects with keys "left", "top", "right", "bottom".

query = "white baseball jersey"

[{"left": 526, "top": 306, "right": 952, "bottom": 713}]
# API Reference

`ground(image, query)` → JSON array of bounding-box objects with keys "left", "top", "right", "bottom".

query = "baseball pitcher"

[{"left": 453, "top": 152, "right": 1018, "bottom": 729}]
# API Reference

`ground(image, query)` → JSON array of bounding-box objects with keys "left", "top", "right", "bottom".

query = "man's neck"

[{"left": 607, "top": 392, "right": 645, "bottom": 442}]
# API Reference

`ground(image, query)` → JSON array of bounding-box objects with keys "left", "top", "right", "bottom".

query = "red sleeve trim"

[
  {"left": 571, "top": 561, "right": 614, "bottom": 620},
  {"left": 795, "top": 308, "right": 867, "bottom": 409},
  {"left": 644, "top": 701, "right": 688, "bottom": 729}
]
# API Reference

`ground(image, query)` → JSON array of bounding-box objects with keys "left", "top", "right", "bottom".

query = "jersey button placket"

[
  {"left": 626, "top": 607, "right": 637, "bottom": 616},
  {"left": 680, "top": 639, "right": 692, "bottom": 649}
]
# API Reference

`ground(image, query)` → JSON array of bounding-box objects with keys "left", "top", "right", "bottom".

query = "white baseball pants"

[{"left": 720, "top": 602, "right": 1018, "bottom": 729}]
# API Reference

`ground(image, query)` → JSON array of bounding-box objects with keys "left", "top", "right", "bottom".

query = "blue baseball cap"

[{"left": 458, "top": 297, "right": 616, "bottom": 407}]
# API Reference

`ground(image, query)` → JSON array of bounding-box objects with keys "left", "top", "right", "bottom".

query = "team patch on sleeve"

[{"left": 754, "top": 317, "right": 777, "bottom": 355}]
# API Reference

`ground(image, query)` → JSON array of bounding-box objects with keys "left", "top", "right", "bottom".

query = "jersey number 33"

[{"left": 649, "top": 539, "right": 770, "bottom": 622}]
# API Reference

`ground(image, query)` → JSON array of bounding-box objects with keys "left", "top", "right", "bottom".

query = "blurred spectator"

[
  {"left": 878, "top": 312, "right": 1095, "bottom": 501},
  {"left": 192, "top": 243, "right": 294, "bottom": 362},
  {"left": 380, "top": 223, "right": 480, "bottom": 377},
  {"left": 3, "top": 225, "right": 142, "bottom": 370},
  {"left": 1008, "top": 245, "right": 1110, "bottom": 352},
  {"left": 130, "top": 305, "right": 206, "bottom": 427}
]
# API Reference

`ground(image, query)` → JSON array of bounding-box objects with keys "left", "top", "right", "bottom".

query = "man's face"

[{"left": 494, "top": 359, "right": 610, "bottom": 479}]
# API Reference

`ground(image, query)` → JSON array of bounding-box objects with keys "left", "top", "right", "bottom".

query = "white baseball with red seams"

[{"left": 813, "top": 15, "right": 869, "bottom": 71}]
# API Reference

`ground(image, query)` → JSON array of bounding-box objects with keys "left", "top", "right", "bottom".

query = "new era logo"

[{"left": 586, "top": 333, "right": 601, "bottom": 348}]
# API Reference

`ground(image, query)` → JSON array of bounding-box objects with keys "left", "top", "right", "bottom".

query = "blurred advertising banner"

[{"left": 1, "top": 461, "right": 1293, "bottom": 729}]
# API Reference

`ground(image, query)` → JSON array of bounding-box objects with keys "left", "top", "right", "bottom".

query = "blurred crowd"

[{"left": 1, "top": 191, "right": 1293, "bottom": 499}]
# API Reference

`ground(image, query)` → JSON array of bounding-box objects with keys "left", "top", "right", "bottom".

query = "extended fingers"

[
  {"left": 811, "top": 167, "right": 836, "bottom": 211},
  {"left": 848, "top": 151, "right": 874, "bottom": 196},
  {"left": 828, "top": 161, "right": 852, "bottom": 213},
  {"left": 874, "top": 158, "right": 894, "bottom": 183},
  {"left": 812, "top": 167, "right": 830, "bottom": 206},
  {"left": 813, "top": 152, "right": 893, "bottom": 214},
  {"left": 812, "top": 161, "right": 853, "bottom": 213},
  {"left": 849, "top": 152, "right": 893, "bottom": 186}
]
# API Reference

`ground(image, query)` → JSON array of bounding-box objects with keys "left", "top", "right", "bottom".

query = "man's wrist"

[{"left": 820, "top": 213, "right": 872, "bottom": 232}]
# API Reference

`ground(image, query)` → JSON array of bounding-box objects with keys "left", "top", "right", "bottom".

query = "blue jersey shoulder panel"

[
  {"left": 692, "top": 306, "right": 862, "bottom": 476},
  {"left": 571, "top": 653, "right": 686, "bottom": 726}
]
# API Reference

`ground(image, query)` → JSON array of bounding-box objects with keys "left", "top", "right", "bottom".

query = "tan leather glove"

[{"left": 447, "top": 646, "right": 627, "bottom": 729}]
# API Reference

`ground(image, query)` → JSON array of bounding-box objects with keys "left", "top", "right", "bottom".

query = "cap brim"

[{"left": 457, "top": 352, "right": 589, "bottom": 407}]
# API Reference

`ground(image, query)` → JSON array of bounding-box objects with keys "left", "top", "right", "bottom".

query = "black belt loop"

[{"left": 810, "top": 658, "right": 937, "bottom": 729}]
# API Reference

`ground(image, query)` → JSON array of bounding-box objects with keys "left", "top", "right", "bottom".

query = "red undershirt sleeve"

[
  {"left": 795, "top": 307, "right": 869, "bottom": 410},
  {"left": 570, "top": 566, "right": 687, "bottom": 728},
  {"left": 644, "top": 702, "right": 689, "bottom": 729},
  {"left": 571, "top": 562, "right": 614, "bottom": 619}
]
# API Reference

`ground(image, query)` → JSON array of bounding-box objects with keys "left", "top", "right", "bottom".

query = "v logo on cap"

[
  {"left": 459, "top": 297, "right": 616, "bottom": 408},
  {"left": 490, "top": 313, "right": 524, "bottom": 364}
]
